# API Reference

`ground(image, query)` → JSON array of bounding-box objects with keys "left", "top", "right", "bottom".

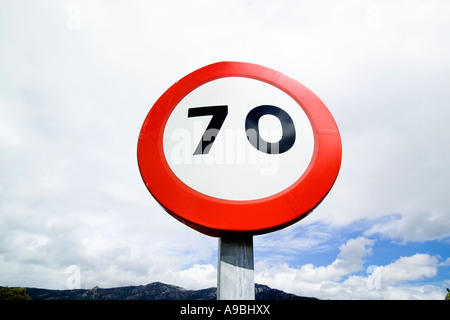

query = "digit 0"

[{"left": 245, "top": 105, "right": 296, "bottom": 154}]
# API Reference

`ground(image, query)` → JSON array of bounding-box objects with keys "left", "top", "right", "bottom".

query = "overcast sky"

[{"left": 0, "top": 0, "right": 449, "bottom": 300}]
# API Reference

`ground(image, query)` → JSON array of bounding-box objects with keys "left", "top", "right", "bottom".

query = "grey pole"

[{"left": 217, "top": 235, "right": 255, "bottom": 300}]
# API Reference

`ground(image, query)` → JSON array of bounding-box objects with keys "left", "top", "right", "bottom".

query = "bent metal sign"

[{"left": 137, "top": 61, "right": 342, "bottom": 236}]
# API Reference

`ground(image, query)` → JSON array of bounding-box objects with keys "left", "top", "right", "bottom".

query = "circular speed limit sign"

[{"left": 138, "top": 62, "right": 341, "bottom": 236}]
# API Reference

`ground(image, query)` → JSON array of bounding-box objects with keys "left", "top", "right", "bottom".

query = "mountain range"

[{"left": 22, "top": 282, "right": 318, "bottom": 300}]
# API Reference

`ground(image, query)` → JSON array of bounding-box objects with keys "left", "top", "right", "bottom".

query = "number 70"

[{"left": 188, "top": 104, "right": 296, "bottom": 155}]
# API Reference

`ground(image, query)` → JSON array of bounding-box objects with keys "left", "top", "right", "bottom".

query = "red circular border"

[{"left": 137, "top": 62, "right": 342, "bottom": 236}]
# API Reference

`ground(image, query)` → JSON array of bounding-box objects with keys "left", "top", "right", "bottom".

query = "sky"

[{"left": 0, "top": 0, "right": 449, "bottom": 300}]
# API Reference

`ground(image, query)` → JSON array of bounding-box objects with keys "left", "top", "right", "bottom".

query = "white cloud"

[
  {"left": 365, "top": 211, "right": 450, "bottom": 243},
  {"left": 378, "top": 254, "right": 439, "bottom": 286},
  {"left": 255, "top": 237, "right": 445, "bottom": 300},
  {"left": 255, "top": 237, "right": 375, "bottom": 297},
  {"left": 164, "top": 264, "right": 217, "bottom": 290},
  {"left": 296, "top": 237, "right": 374, "bottom": 283},
  {"left": 0, "top": 195, "right": 217, "bottom": 289},
  {"left": 439, "top": 258, "right": 450, "bottom": 267}
]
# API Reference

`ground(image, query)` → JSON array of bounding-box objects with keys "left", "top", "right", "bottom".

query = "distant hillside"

[{"left": 20, "top": 282, "right": 317, "bottom": 300}]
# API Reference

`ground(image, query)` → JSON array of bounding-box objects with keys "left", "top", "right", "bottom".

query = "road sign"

[{"left": 137, "top": 61, "right": 342, "bottom": 236}]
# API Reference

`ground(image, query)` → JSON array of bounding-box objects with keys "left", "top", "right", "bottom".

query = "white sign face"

[{"left": 163, "top": 76, "right": 314, "bottom": 201}]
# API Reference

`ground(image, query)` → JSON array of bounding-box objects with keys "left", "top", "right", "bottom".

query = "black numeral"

[
  {"left": 245, "top": 105, "right": 296, "bottom": 154},
  {"left": 188, "top": 105, "right": 228, "bottom": 155}
]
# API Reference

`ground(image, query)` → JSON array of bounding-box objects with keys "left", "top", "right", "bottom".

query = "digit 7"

[{"left": 188, "top": 105, "right": 228, "bottom": 155}]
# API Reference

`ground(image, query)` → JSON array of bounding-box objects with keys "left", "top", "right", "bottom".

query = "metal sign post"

[{"left": 217, "top": 235, "right": 254, "bottom": 300}]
